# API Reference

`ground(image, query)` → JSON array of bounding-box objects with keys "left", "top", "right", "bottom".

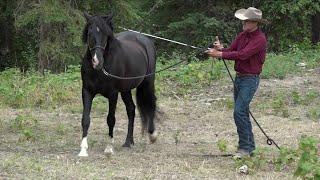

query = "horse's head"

[{"left": 82, "top": 12, "right": 114, "bottom": 70}]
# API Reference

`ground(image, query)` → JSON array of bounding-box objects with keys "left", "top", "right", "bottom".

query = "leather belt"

[{"left": 236, "top": 72, "right": 259, "bottom": 77}]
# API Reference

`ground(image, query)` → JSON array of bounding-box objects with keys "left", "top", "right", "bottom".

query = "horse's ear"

[
  {"left": 83, "top": 11, "right": 92, "bottom": 21},
  {"left": 107, "top": 13, "right": 114, "bottom": 21},
  {"left": 102, "top": 13, "right": 114, "bottom": 22},
  {"left": 103, "top": 13, "right": 115, "bottom": 31}
]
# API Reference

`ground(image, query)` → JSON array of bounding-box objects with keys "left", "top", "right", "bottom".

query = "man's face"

[{"left": 242, "top": 20, "right": 258, "bottom": 32}]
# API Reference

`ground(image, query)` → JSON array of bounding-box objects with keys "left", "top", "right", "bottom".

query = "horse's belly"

[{"left": 115, "top": 79, "right": 144, "bottom": 92}]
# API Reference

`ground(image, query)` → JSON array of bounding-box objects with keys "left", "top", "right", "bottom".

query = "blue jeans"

[{"left": 233, "top": 75, "right": 260, "bottom": 153}]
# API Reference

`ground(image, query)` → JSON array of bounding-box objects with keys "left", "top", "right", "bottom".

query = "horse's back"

[
  {"left": 116, "top": 31, "right": 153, "bottom": 46},
  {"left": 116, "top": 31, "right": 156, "bottom": 71}
]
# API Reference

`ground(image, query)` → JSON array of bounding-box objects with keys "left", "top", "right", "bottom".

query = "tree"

[
  {"left": 0, "top": 0, "right": 16, "bottom": 70},
  {"left": 15, "top": 0, "right": 85, "bottom": 72},
  {"left": 0, "top": 0, "right": 319, "bottom": 72},
  {"left": 311, "top": 12, "right": 320, "bottom": 44}
]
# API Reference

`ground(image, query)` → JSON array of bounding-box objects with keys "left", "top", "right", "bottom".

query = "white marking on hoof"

[
  {"left": 109, "top": 137, "right": 114, "bottom": 144},
  {"left": 104, "top": 145, "right": 114, "bottom": 155},
  {"left": 104, "top": 137, "right": 114, "bottom": 155},
  {"left": 78, "top": 137, "right": 88, "bottom": 157},
  {"left": 78, "top": 149, "right": 88, "bottom": 157},
  {"left": 149, "top": 131, "right": 158, "bottom": 143}
]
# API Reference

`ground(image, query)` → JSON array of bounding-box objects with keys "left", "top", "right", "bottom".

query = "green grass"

[
  {"left": 261, "top": 49, "right": 320, "bottom": 79},
  {"left": 0, "top": 49, "right": 319, "bottom": 109},
  {"left": 0, "top": 66, "right": 81, "bottom": 109}
]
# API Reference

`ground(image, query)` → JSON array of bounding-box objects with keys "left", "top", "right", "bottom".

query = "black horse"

[{"left": 78, "top": 12, "right": 157, "bottom": 157}]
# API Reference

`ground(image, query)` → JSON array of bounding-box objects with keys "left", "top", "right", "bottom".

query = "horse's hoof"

[
  {"left": 149, "top": 131, "right": 158, "bottom": 144},
  {"left": 122, "top": 144, "right": 131, "bottom": 148},
  {"left": 122, "top": 142, "right": 134, "bottom": 148},
  {"left": 104, "top": 146, "right": 114, "bottom": 155},
  {"left": 78, "top": 150, "right": 88, "bottom": 157}
]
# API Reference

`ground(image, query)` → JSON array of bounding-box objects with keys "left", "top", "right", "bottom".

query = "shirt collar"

[{"left": 245, "top": 28, "right": 260, "bottom": 37}]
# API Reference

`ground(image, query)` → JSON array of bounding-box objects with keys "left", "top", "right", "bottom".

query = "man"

[{"left": 206, "top": 7, "right": 267, "bottom": 158}]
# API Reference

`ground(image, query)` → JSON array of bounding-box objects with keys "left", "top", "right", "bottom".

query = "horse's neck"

[
  {"left": 103, "top": 36, "right": 121, "bottom": 68},
  {"left": 105, "top": 36, "right": 120, "bottom": 56},
  {"left": 109, "top": 34, "right": 119, "bottom": 49}
]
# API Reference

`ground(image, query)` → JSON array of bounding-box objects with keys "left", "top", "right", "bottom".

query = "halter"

[
  {"left": 87, "top": 32, "right": 108, "bottom": 52},
  {"left": 89, "top": 45, "right": 107, "bottom": 52}
]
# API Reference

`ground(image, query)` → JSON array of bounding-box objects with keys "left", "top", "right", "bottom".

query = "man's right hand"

[{"left": 213, "top": 36, "right": 223, "bottom": 50}]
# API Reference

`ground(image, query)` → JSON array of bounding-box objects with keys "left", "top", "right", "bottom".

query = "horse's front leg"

[
  {"left": 121, "top": 91, "right": 135, "bottom": 148},
  {"left": 78, "top": 88, "right": 94, "bottom": 157},
  {"left": 104, "top": 93, "right": 118, "bottom": 155}
]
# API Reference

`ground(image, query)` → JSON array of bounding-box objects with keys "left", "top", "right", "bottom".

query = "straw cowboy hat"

[{"left": 235, "top": 7, "right": 268, "bottom": 24}]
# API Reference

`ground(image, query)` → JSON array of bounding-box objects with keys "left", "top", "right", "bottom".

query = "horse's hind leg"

[
  {"left": 104, "top": 94, "right": 118, "bottom": 155},
  {"left": 79, "top": 88, "right": 94, "bottom": 157},
  {"left": 121, "top": 91, "right": 135, "bottom": 148}
]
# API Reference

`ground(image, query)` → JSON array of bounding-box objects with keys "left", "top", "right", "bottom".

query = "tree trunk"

[
  {"left": 38, "top": 22, "right": 47, "bottom": 74},
  {"left": 0, "top": 1, "right": 13, "bottom": 56},
  {"left": 69, "top": 0, "right": 78, "bottom": 8},
  {"left": 311, "top": 12, "right": 320, "bottom": 44},
  {"left": 0, "top": 20, "right": 11, "bottom": 56}
]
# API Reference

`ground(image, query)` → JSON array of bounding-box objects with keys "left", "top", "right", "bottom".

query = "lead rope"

[{"left": 102, "top": 57, "right": 189, "bottom": 80}]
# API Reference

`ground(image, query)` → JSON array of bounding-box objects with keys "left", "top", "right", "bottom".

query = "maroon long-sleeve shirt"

[{"left": 222, "top": 28, "right": 267, "bottom": 74}]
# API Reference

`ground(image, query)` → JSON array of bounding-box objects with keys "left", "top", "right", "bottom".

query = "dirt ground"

[{"left": 0, "top": 72, "right": 319, "bottom": 179}]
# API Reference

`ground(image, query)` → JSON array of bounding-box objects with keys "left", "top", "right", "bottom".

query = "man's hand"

[
  {"left": 213, "top": 36, "right": 223, "bottom": 50},
  {"left": 205, "top": 48, "right": 222, "bottom": 58}
]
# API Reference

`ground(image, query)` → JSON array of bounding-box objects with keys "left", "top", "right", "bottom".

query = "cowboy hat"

[{"left": 235, "top": 7, "right": 268, "bottom": 24}]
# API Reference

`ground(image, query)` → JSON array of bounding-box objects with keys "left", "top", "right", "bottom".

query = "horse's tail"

[{"left": 136, "top": 79, "right": 157, "bottom": 137}]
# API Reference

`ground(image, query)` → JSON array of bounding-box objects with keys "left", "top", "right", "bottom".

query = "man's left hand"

[{"left": 205, "top": 48, "right": 222, "bottom": 58}]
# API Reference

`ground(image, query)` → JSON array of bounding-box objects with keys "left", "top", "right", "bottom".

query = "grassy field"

[{"left": 0, "top": 49, "right": 319, "bottom": 179}]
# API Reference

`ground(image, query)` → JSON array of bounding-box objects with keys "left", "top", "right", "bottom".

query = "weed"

[
  {"left": 291, "top": 90, "right": 301, "bottom": 105},
  {"left": 21, "top": 128, "right": 36, "bottom": 141},
  {"left": 273, "top": 148, "right": 299, "bottom": 171},
  {"left": 232, "top": 137, "right": 320, "bottom": 178},
  {"left": 294, "top": 136, "right": 320, "bottom": 179},
  {"left": 216, "top": 139, "right": 227, "bottom": 153},
  {"left": 307, "top": 108, "right": 320, "bottom": 121},
  {"left": 0, "top": 118, "right": 4, "bottom": 130},
  {"left": 303, "top": 90, "right": 319, "bottom": 105},
  {"left": 174, "top": 130, "right": 181, "bottom": 145},
  {"left": 56, "top": 123, "right": 67, "bottom": 135},
  {"left": 224, "top": 98, "right": 234, "bottom": 110},
  {"left": 10, "top": 114, "right": 38, "bottom": 141},
  {"left": 11, "top": 114, "right": 38, "bottom": 130},
  {"left": 234, "top": 148, "right": 269, "bottom": 173},
  {"left": 271, "top": 93, "right": 289, "bottom": 117},
  {"left": 92, "top": 95, "right": 108, "bottom": 113}
]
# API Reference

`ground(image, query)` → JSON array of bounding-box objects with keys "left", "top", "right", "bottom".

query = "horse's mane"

[{"left": 82, "top": 15, "right": 114, "bottom": 44}]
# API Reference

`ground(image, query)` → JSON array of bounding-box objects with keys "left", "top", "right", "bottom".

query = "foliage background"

[{"left": 0, "top": 0, "right": 319, "bottom": 72}]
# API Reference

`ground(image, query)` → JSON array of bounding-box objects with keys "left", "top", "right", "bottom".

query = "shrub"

[{"left": 294, "top": 136, "right": 320, "bottom": 179}]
